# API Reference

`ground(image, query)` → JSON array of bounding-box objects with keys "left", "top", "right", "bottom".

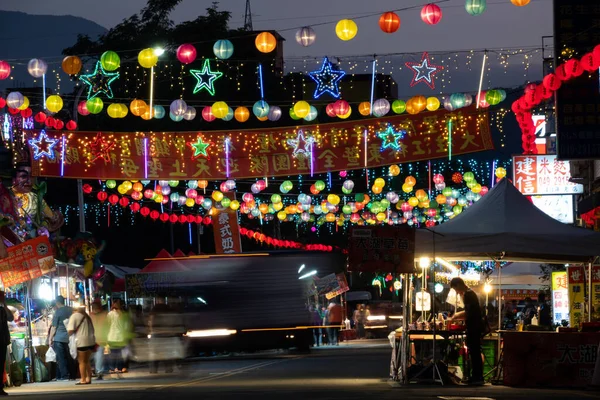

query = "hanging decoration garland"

[
  {"left": 405, "top": 52, "right": 444, "bottom": 90},
  {"left": 79, "top": 61, "right": 120, "bottom": 99},
  {"left": 308, "top": 57, "right": 346, "bottom": 99},
  {"left": 189, "top": 59, "right": 223, "bottom": 96}
]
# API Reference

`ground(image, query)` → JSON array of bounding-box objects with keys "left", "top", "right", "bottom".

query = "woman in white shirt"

[{"left": 68, "top": 307, "right": 96, "bottom": 385}]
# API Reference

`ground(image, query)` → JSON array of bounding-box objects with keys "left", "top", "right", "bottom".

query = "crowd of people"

[{"left": 308, "top": 300, "right": 343, "bottom": 346}]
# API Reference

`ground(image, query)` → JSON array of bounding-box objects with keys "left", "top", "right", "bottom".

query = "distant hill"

[{"left": 0, "top": 10, "right": 107, "bottom": 91}]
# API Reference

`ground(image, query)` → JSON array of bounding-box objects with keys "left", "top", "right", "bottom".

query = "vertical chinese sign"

[
  {"left": 551, "top": 271, "right": 569, "bottom": 325},
  {"left": 212, "top": 210, "right": 242, "bottom": 254},
  {"left": 348, "top": 226, "right": 415, "bottom": 273},
  {"left": 567, "top": 266, "right": 585, "bottom": 327}
]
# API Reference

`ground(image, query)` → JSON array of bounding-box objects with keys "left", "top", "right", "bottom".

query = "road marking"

[{"left": 158, "top": 358, "right": 298, "bottom": 389}]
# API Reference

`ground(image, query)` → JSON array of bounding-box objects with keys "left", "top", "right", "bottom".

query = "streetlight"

[{"left": 484, "top": 280, "right": 493, "bottom": 316}]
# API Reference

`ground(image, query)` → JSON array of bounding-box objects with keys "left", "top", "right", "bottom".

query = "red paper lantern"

[
  {"left": 149, "top": 210, "right": 160, "bottom": 220},
  {"left": 97, "top": 192, "right": 108, "bottom": 202},
  {"left": 379, "top": 12, "right": 400, "bottom": 33},
  {"left": 34, "top": 112, "right": 47, "bottom": 123},
  {"left": 82, "top": 184, "right": 93, "bottom": 194},
  {"left": 176, "top": 44, "right": 197, "bottom": 65},
  {"left": 580, "top": 52, "right": 598, "bottom": 72},
  {"left": 77, "top": 101, "right": 90, "bottom": 116},
  {"left": 203, "top": 216, "right": 212, "bottom": 225},
  {"left": 141, "top": 207, "right": 150, "bottom": 217},
  {"left": 325, "top": 103, "right": 336, "bottom": 117},
  {"left": 54, "top": 120, "right": 64, "bottom": 130},
  {"left": 130, "top": 203, "right": 141, "bottom": 213},
  {"left": 186, "top": 215, "right": 195, "bottom": 223},
  {"left": 333, "top": 100, "right": 349, "bottom": 116},
  {"left": 20, "top": 108, "right": 32, "bottom": 118},
  {"left": 160, "top": 213, "right": 169, "bottom": 222},
  {"left": 45, "top": 117, "right": 55, "bottom": 127},
  {"left": 8, "top": 107, "right": 19, "bottom": 115},
  {"left": 0, "top": 98, "right": 5, "bottom": 108},
  {"left": 480, "top": 186, "right": 489, "bottom": 196},
  {"left": 566, "top": 58, "right": 583, "bottom": 77},
  {"left": 0, "top": 61, "right": 10, "bottom": 80},
  {"left": 421, "top": 3, "right": 442, "bottom": 25},
  {"left": 119, "top": 197, "right": 129, "bottom": 207},
  {"left": 195, "top": 215, "right": 203, "bottom": 224},
  {"left": 202, "top": 106, "right": 216, "bottom": 122},
  {"left": 131, "top": 191, "right": 142, "bottom": 201},
  {"left": 451, "top": 172, "right": 463, "bottom": 184},
  {"left": 108, "top": 194, "right": 119, "bottom": 205},
  {"left": 66, "top": 120, "right": 77, "bottom": 130},
  {"left": 178, "top": 215, "right": 187, "bottom": 224},
  {"left": 555, "top": 64, "right": 570, "bottom": 81}
]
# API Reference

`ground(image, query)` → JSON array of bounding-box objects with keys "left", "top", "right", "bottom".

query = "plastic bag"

[
  {"left": 45, "top": 347, "right": 56, "bottom": 363},
  {"left": 69, "top": 335, "right": 77, "bottom": 359},
  {"left": 34, "top": 358, "right": 49, "bottom": 382}
]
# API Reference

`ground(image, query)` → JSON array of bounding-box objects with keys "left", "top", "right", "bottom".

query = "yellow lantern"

[
  {"left": 138, "top": 48, "right": 158, "bottom": 68},
  {"left": 18, "top": 96, "right": 30, "bottom": 111},
  {"left": 335, "top": 19, "right": 358, "bottom": 41},
  {"left": 374, "top": 177, "right": 385, "bottom": 188},
  {"left": 495, "top": 167, "right": 507, "bottom": 179},
  {"left": 408, "top": 197, "right": 419, "bottom": 207},
  {"left": 327, "top": 194, "right": 340, "bottom": 205},
  {"left": 412, "top": 95, "right": 427, "bottom": 112},
  {"left": 376, "top": 212, "right": 386, "bottom": 222},
  {"left": 130, "top": 99, "right": 148, "bottom": 117},
  {"left": 108, "top": 103, "right": 122, "bottom": 118},
  {"left": 372, "top": 185, "right": 383, "bottom": 195},
  {"left": 154, "top": 194, "right": 163, "bottom": 203},
  {"left": 293, "top": 101, "right": 310, "bottom": 118},
  {"left": 234, "top": 107, "right": 250, "bottom": 122},
  {"left": 259, "top": 204, "right": 269, "bottom": 214},
  {"left": 472, "top": 183, "right": 482, "bottom": 194},
  {"left": 255, "top": 32, "right": 277, "bottom": 53},
  {"left": 212, "top": 191, "right": 224, "bottom": 202},
  {"left": 389, "top": 164, "right": 400, "bottom": 176},
  {"left": 185, "top": 198, "right": 195, "bottom": 207},
  {"left": 211, "top": 101, "right": 229, "bottom": 119},
  {"left": 273, "top": 202, "right": 283, "bottom": 211},
  {"left": 402, "top": 183, "right": 413, "bottom": 193},
  {"left": 230, "top": 200, "right": 240, "bottom": 210},
  {"left": 119, "top": 104, "right": 129, "bottom": 118},
  {"left": 117, "top": 185, "right": 127, "bottom": 195},
  {"left": 415, "top": 189, "right": 428, "bottom": 201},
  {"left": 122, "top": 181, "right": 133, "bottom": 191},
  {"left": 277, "top": 211, "right": 287, "bottom": 221},
  {"left": 326, "top": 213, "right": 336, "bottom": 222},
  {"left": 46, "top": 95, "right": 63, "bottom": 113},
  {"left": 426, "top": 97, "right": 440, "bottom": 111},
  {"left": 358, "top": 102, "right": 371, "bottom": 116}
]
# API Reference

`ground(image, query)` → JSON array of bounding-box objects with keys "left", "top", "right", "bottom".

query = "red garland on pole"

[
  {"left": 239, "top": 227, "right": 336, "bottom": 252},
  {"left": 513, "top": 43, "right": 600, "bottom": 154}
]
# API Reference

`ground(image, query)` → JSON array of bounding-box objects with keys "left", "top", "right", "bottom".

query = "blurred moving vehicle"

[
  {"left": 346, "top": 291, "right": 403, "bottom": 338},
  {"left": 125, "top": 252, "right": 342, "bottom": 356}
]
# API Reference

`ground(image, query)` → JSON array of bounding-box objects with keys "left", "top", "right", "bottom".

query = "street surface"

[{"left": 5, "top": 340, "right": 600, "bottom": 399}]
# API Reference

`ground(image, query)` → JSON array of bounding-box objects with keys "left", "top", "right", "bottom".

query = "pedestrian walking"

[
  {"left": 90, "top": 302, "right": 108, "bottom": 380},
  {"left": 67, "top": 306, "right": 96, "bottom": 385},
  {"left": 106, "top": 299, "right": 132, "bottom": 374},
  {"left": 326, "top": 300, "right": 342, "bottom": 346},
  {"left": 49, "top": 296, "right": 73, "bottom": 381}
]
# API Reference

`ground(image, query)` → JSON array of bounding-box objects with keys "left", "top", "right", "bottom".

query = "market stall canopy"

[
  {"left": 415, "top": 179, "right": 600, "bottom": 263},
  {"left": 141, "top": 249, "right": 191, "bottom": 273}
]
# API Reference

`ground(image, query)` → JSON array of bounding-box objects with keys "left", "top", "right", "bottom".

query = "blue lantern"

[
  {"left": 253, "top": 100, "right": 270, "bottom": 117},
  {"left": 450, "top": 93, "right": 466, "bottom": 109},
  {"left": 170, "top": 111, "right": 183, "bottom": 122},
  {"left": 222, "top": 107, "right": 234, "bottom": 121},
  {"left": 213, "top": 40, "right": 234, "bottom": 60},
  {"left": 153, "top": 105, "right": 165, "bottom": 119},
  {"left": 304, "top": 106, "right": 318, "bottom": 121},
  {"left": 465, "top": 0, "right": 487, "bottom": 16}
]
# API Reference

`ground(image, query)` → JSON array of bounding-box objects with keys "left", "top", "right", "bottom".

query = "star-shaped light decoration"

[
  {"left": 28, "top": 130, "right": 58, "bottom": 160},
  {"left": 287, "top": 130, "right": 314, "bottom": 158},
  {"left": 377, "top": 124, "right": 406, "bottom": 152},
  {"left": 308, "top": 57, "right": 346, "bottom": 99},
  {"left": 79, "top": 61, "right": 120, "bottom": 99},
  {"left": 188, "top": 136, "right": 211, "bottom": 159},
  {"left": 405, "top": 52, "right": 444, "bottom": 90},
  {"left": 89, "top": 132, "right": 115, "bottom": 163},
  {"left": 190, "top": 60, "right": 223, "bottom": 96}
]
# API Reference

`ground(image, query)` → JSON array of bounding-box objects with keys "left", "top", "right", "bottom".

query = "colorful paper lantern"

[
  {"left": 510, "top": 0, "right": 530, "bottom": 5},
  {"left": 77, "top": 101, "right": 90, "bottom": 116},
  {"left": 389, "top": 165, "right": 400, "bottom": 176},
  {"left": 392, "top": 100, "right": 406, "bottom": 114},
  {"left": 426, "top": 97, "right": 440, "bottom": 111},
  {"left": 211, "top": 101, "right": 229, "bottom": 119},
  {"left": 372, "top": 98, "right": 390, "bottom": 117},
  {"left": 255, "top": 32, "right": 277, "bottom": 53},
  {"left": 266, "top": 106, "right": 281, "bottom": 122},
  {"left": 293, "top": 101, "right": 310, "bottom": 118},
  {"left": 213, "top": 40, "right": 234, "bottom": 60},
  {"left": 184, "top": 107, "right": 197, "bottom": 121},
  {"left": 201, "top": 106, "right": 215, "bottom": 122},
  {"left": 253, "top": 100, "right": 270, "bottom": 117},
  {"left": 100, "top": 51, "right": 120, "bottom": 71},
  {"left": 86, "top": 97, "right": 103, "bottom": 114},
  {"left": 358, "top": 102, "right": 371, "bottom": 116},
  {"left": 333, "top": 99, "right": 349, "bottom": 116},
  {"left": 6, "top": 92, "right": 24, "bottom": 109},
  {"left": 379, "top": 12, "right": 400, "bottom": 33},
  {"left": 465, "top": 0, "right": 486, "bottom": 16},
  {"left": 0, "top": 61, "right": 11, "bottom": 80},
  {"left": 495, "top": 167, "right": 507, "bottom": 179},
  {"left": 46, "top": 95, "right": 63, "bottom": 113},
  {"left": 412, "top": 95, "right": 427, "bottom": 112},
  {"left": 485, "top": 90, "right": 502, "bottom": 105},
  {"left": 177, "top": 44, "right": 197, "bottom": 64},
  {"left": 108, "top": 103, "right": 123, "bottom": 118},
  {"left": 304, "top": 106, "right": 318, "bottom": 121},
  {"left": 130, "top": 99, "right": 148, "bottom": 117},
  {"left": 235, "top": 106, "right": 250, "bottom": 122},
  {"left": 421, "top": 3, "right": 443, "bottom": 25},
  {"left": 62, "top": 56, "right": 82, "bottom": 75},
  {"left": 295, "top": 26, "right": 316, "bottom": 47},
  {"left": 18, "top": 96, "right": 29, "bottom": 111},
  {"left": 335, "top": 19, "right": 358, "bottom": 41},
  {"left": 170, "top": 99, "right": 187, "bottom": 117},
  {"left": 153, "top": 105, "right": 165, "bottom": 119},
  {"left": 338, "top": 107, "right": 352, "bottom": 119},
  {"left": 27, "top": 59, "right": 47, "bottom": 78},
  {"left": 138, "top": 48, "right": 158, "bottom": 68}
]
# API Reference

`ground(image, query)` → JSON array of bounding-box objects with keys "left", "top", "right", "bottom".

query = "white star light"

[
  {"left": 29, "top": 130, "right": 58, "bottom": 160},
  {"left": 287, "top": 130, "right": 314, "bottom": 158}
]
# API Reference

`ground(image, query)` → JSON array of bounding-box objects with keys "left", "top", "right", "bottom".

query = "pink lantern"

[
  {"left": 325, "top": 103, "right": 336, "bottom": 117},
  {"left": 0, "top": 61, "right": 10, "bottom": 80},
  {"left": 77, "top": 101, "right": 90, "bottom": 116},
  {"left": 176, "top": 44, "right": 197, "bottom": 64},
  {"left": 255, "top": 179, "right": 266, "bottom": 191},
  {"left": 242, "top": 193, "right": 254, "bottom": 203},
  {"left": 400, "top": 202, "right": 412, "bottom": 213},
  {"left": 480, "top": 186, "right": 489, "bottom": 196},
  {"left": 66, "top": 120, "right": 77, "bottom": 130},
  {"left": 432, "top": 173, "right": 444, "bottom": 184},
  {"left": 202, "top": 106, "right": 216, "bottom": 122},
  {"left": 421, "top": 4, "right": 442, "bottom": 25},
  {"left": 333, "top": 100, "right": 349, "bottom": 116},
  {"left": 478, "top": 91, "right": 490, "bottom": 108}
]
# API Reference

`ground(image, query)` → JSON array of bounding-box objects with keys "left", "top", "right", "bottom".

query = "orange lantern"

[
  {"left": 436, "top": 194, "right": 447, "bottom": 204},
  {"left": 405, "top": 176, "right": 416, "bottom": 186},
  {"left": 415, "top": 189, "right": 428, "bottom": 201},
  {"left": 255, "top": 32, "right": 277, "bottom": 53},
  {"left": 362, "top": 194, "right": 370, "bottom": 204},
  {"left": 234, "top": 106, "right": 250, "bottom": 122},
  {"left": 510, "top": 0, "right": 530, "bottom": 6},
  {"left": 372, "top": 185, "right": 383, "bottom": 195},
  {"left": 412, "top": 95, "right": 427, "bottom": 112},
  {"left": 198, "top": 180, "right": 209, "bottom": 189},
  {"left": 405, "top": 99, "right": 419, "bottom": 115},
  {"left": 326, "top": 213, "right": 336, "bottom": 222},
  {"left": 130, "top": 99, "right": 148, "bottom": 117},
  {"left": 62, "top": 56, "right": 82, "bottom": 75},
  {"left": 358, "top": 102, "right": 371, "bottom": 116},
  {"left": 132, "top": 182, "right": 144, "bottom": 192},
  {"left": 379, "top": 12, "right": 400, "bottom": 33}
]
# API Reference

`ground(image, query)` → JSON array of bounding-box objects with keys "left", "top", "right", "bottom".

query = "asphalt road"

[{"left": 6, "top": 340, "right": 600, "bottom": 399}]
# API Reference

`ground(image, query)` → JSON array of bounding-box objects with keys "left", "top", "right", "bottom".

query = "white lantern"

[
  {"left": 6, "top": 92, "right": 24, "bottom": 109},
  {"left": 267, "top": 106, "right": 282, "bottom": 121},
  {"left": 170, "top": 99, "right": 187, "bottom": 117},
  {"left": 295, "top": 26, "right": 316, "bottom": 47},
  {"left": 372, "top": 98, "right": 390, "bottom": 117},
  {"left": 28, "top": 59, "right": 47, "bottom": 78},
  {"left": 183, "top": 107, "right": 196, "bottom": 121}
]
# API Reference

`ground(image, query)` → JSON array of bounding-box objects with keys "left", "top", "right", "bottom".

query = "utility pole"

[{"left": 244, "top": 0, "right": 253, "bottom": 31}]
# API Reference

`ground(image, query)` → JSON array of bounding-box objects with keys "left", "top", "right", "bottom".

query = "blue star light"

[
  {"left": 405, "top": 52, "right": 444, "bottom": 90},
  {"left": 377, "top": 124, "right": 406, "bottom": 152},
  {"left": 287, "top": 130, "right": 314, "bottom": 158},
  {"left": 190, "top": 59, "right": 223, "bottom": 96},
  {"left": 29, "top": 130, "right": 58, "bottom": 160},
  {"left": 79, "top": 61, "right": 120, "bottom": 99},
  {"left": 308, "top": 57, "right": 346, "bottom": 99}
]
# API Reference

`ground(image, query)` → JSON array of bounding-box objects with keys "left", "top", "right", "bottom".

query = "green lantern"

[
  {"left": 100, "top": 51, "right": 120, "bottom": 71},
  {"left": 106, "top": 180, "right": 117, "bottom": 189},
  {"left": 342, "top": 204, "right": 352, "bottom": 214},
  {"left": 355, "top": 193, "right": 365, "bottom": 203},
  {"left": 453, "top": 205, "right": 463, "bottom": 215},
  {"left": 485, "top": 90, "right": 502, "bottom": 105},
  {"left": 315, "top": 180, "right": 326, "bottom": 191},
  {"left": 442, "top": 187, "right": 453, "bottom": 197},
  {"left": 463, "top": 172, "right": 475, "bottom": 182},
  {"left": 271, "top": 194, "right": 281, "bottom": 203},
  {"left": 465, "top": 0, "right": 487, "bottom": 16},
  {"left": 392, "top": 100, "right": 406, "bottom": 114},
  {"left": 289, "top": 107, "right": 300, "bottom": 120},
  {"left": 342, "top": 187, "right": 352, "bottom": 195},
  {"left": 86, "top": 97, "right": 103, "bottom": 114},
  {"left": 282, "top": 180, "right": 293, "bottom": 192},
  {"left": 221, "top": 197, "right": 231, "bottom": 208}
]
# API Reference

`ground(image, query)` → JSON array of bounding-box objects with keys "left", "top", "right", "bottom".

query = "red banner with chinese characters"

[
  {"left": 0, "top": 236, "right": 56, "bottom": 288},
  {"left": 29, "top": 107, "right": 492, "bottom": 180},
  {"left": 212, "top": 207, "right": 242, "bottom": 254},
  {"left": 348, "top": 225, "right": 415, "bottom": 273}
]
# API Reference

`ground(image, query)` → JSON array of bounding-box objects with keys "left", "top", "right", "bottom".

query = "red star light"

[
  {"left": 405, "top": 52, "right": 444, "bottom": 90},
  {"left": 89, "top": 132, "right": 115, "bottom": 163}
]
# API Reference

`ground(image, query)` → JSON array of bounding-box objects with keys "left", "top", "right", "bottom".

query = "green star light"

[
  {"left": 188, "top": 136, "right": 211, "bottom": 159},
  {"left": 377, "top": 124, "right": 406, "bottom": 151},
  {"left": 79, "top": 61, "right": 120, "bottom": 99},
  {"left": 190, "top": 59, "right": 223, "bottom": 96}
]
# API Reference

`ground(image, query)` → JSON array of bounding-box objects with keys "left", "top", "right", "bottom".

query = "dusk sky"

[{"left": 3, "top": 0, "right": 552, "bottom": 57}]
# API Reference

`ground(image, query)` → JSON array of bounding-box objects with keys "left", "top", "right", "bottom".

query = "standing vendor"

[{"left": 448, "top": 277, "right": 484, "bottom": 386}]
